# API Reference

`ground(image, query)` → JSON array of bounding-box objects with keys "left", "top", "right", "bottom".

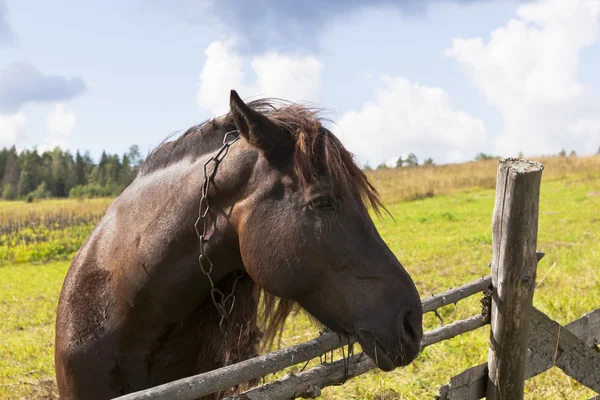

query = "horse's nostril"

[
  {"left": 398, "top": 309, "right": 421, "bottom": 343},
  {"left": 404, "top": 314, "right": 415, "bottom": 339}
]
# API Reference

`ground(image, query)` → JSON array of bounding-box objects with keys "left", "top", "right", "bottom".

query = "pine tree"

[
  {"left": 2, "top": 146, "right": 19, "bottom": 194},
  {"left": 96, "top": 151, "right": 108, "bottom": 186},
  {"left": 120, "top": 154, "right": 133, "bottom": 187},
  {"left": 75, "top": 151, "right": 87, "bottom": 186},
  {"left": 0, "top": 147, "right": 9, "bottom": 183}
]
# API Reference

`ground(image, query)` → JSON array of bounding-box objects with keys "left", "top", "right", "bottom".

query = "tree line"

[
  {"left": 363, "top": 146, "right": 600, "bottom": 171},
  {"left": 2, "top": 144, "right": 598, "bottom": 200},
  {"left": 0, "top": 145, "right": 144, "bottom": 201}
]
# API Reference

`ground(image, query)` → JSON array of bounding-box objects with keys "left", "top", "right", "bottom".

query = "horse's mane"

[{"left": 140, "top": 99, "right": 384, "bottom": 353}]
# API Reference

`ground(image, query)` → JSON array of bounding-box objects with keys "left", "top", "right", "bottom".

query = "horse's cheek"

[{"left": 238, "top": 215, "right": 306, "bottom": 297}]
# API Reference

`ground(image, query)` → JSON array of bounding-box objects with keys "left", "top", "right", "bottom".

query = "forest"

[{"left": 0, "top": 145, "right": 144, "bottom": 201}]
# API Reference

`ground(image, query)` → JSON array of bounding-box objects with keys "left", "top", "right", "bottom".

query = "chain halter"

[{"left": 193, "top": 130, "right": 244, "bottom": 339}]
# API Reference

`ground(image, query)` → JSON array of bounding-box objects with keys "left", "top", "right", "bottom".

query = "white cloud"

[
  {"left": 47, "top": 103, "right": 76, "bottom": 136},
  {"left": 446, "top": 0, "right": 600, "bottom": 157},
  {"left": 333, "top": 75, "right": 488, "bottom": 166},
  {"left": 0, "top": 112, "right": 26, "bottom": 148},
  {"left": 196, "top": 40, "right": 322, "bottom": 116},
  {"left": 251, "top": 53, "right": 322, "bottom": 101},
  {"left": 196, "top": 40, "right": 245, "bottom": 116},
  {"left": 43, "top": 103, "right": 76, "bottom": 150}
]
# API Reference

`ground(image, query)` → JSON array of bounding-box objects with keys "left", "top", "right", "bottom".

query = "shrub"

[{"left": 2, "top": 184, "right": 16, "bottom": 200}]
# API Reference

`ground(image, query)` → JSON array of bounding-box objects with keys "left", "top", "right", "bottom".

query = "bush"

[
  {"left": 69, "top": 183, "right": 124, "bottom": 199},
  {"left": 2, "top": 184, "right": 16, "bottom": 200},
  {"left": 30, "top": 181, "right": 51, "bottom": 200}
]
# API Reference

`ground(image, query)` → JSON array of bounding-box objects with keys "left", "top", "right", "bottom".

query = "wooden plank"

[
  {"left": 527, "top": 308, "right": 600, "bottom": 379},
  {"left": 528, "top": 307, "right": 600, "bottom": 392},
  {"left": 437, "top": 308, "right": 600, "bottom": 399},
  {"left": 487, "top": 158, "right": 544, "bottom": 400},
  {"left": 437, "top": 363, "right": 487, "bottom": 400},
  {"left": 564, "top": 308, "right": 600, "bottom": 348},
  {"left": 225, "top": 314, "right": 489, "bottom": 400}
]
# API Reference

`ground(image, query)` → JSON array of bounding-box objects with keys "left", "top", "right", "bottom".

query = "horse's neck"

[{"left": 103, "top": 149, "right": 241, "bottom": 322}]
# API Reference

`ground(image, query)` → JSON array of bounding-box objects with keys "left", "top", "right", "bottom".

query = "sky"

[{"left": 0, "top": 0, "right": 599, "bottom": 167}]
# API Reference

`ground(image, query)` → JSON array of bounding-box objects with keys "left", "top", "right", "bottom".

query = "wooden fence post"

[{"left": 487, "top": 158, "right": 544, "bottom": 400}]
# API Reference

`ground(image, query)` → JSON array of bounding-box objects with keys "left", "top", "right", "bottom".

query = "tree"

[
  {"left": 38, "top": 152, "right": 53, "bottom": 188},
  {"left": 128, "top": 144, "right": 142, "bottom": 166},
  {"left": 17, "top": 169, "right": 36, "bottom": 198},
  {"left": 63, "top": 150, "right": 77, "bottom": 191},
  {"left": 75, "top": 151, "right": 87, "bottom": 186},
  {"left": 0, "top": 147, "right": 9, "bottom": 183},
  {"left": 2, "top": 146, "right": 19, "bottom": 194},
  {"left": 90, "top": 151, "right": 108, "bottom": 187},
  {"left": 404, "top": 153, "right": 418, "bottom": 167},
  {"left": 559, "top": 149, "right": 567, "bottom": 157},
  {"left": 103, "top": 154, "right": 121, "bottom": 187},
  {"left": 119, "top": 154, "right": 133, "bottom": 186},
  {"left": 475, "top": 152, "right": 495, "bottom": 161},
  {"left": 569, "top": 150, "right": 577, "bottom": 157},
  {"left": 423, "top": 158, "right": 434, "bottom": 166},
  {"left": 128, "top": 144, "right": 143, "bottom": 177},
  {"left": 50, "top": 147, "right": 70, "bottom": 197}
]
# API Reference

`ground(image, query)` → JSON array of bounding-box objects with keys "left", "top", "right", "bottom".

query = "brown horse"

[{"left": 55, "top": 90, "right": 423, "bottom": 399}]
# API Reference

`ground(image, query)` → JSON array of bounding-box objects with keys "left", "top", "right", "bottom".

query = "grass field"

[{"left": 1, "top": 155, "right": 599, "bottom": 399}]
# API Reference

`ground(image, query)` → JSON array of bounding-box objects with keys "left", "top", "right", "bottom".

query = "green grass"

[
  {"left": 0, "top": 261, "right": 65, "bottom": 399},
  {"left": 1, "top": 176, "right": 599, "bottom": 399}
]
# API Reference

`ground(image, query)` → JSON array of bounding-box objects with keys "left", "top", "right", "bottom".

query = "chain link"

[{"left": 193, "top": 130, "right": 244, "bottom": 339}]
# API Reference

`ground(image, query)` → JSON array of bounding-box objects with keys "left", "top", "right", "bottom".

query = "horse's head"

[{"left": 212, "top": 91, "right": 423, "bottom": 370}]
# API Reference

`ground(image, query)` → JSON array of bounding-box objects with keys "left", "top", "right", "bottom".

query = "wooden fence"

[{"left": 115, "top": 159, "right": 600, "bottom": 400}]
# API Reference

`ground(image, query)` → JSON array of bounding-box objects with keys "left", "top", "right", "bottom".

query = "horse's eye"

[{"left": 310, "top": 196, "right": 335, "bottom": 210}]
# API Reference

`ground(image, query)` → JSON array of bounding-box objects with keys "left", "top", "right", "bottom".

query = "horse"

[{"left": 54, "top": 90, "right": 423, "bottom": 399}]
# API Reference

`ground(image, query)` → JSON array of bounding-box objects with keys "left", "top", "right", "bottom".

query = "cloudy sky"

[{"left": 1, "top": 0, "right": 599, "bottom": 166}]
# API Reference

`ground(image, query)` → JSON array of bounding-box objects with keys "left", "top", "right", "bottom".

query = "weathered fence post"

[{"left": 486, "top": 158, "right": 544, "bottom": 400}]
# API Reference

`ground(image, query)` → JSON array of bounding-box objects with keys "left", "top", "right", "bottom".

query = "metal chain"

[{"left": 193, "top": 130, "right": 244, "bottom": 339}]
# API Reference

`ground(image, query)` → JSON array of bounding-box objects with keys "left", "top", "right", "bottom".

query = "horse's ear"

[{"left": 229, "top": 90, "right": 294, "bottom": 159}]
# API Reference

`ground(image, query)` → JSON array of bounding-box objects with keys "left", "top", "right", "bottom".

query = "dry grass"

[
  {"left": 0, "top": 198, "right": 114, "bottom": 266},
  {"left": 366, "top": 154, "right": 600, "bottom": 204},
  {"left": 0, "top": 198, "right": 113, "bottom": 223}
]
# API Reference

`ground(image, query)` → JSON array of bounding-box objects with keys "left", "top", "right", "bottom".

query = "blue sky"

[{"left": 1, "top": 0, "right": 599, "bottom": 166}]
